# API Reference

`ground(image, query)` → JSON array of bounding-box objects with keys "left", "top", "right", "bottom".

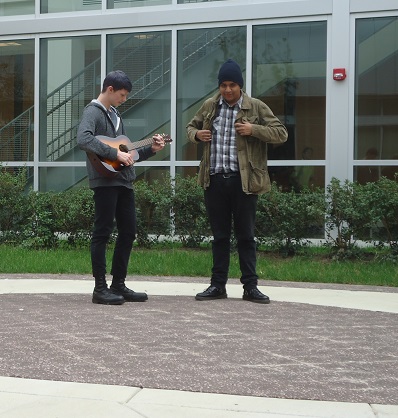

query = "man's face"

[
  {"left": 108, "top": 87, "right": 129, "bottom": 107},
  {"left": 219, "top": 81, "right": 241, "bottom": 105}
]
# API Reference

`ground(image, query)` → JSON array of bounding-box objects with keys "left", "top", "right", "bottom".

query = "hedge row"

[{"left": 1, "top": 167, "right": 397, "bottom": 255}]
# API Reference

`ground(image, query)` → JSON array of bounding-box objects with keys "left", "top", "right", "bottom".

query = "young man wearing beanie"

[{"left": 186, "top": 59, "right": 288, "bottom": 304}]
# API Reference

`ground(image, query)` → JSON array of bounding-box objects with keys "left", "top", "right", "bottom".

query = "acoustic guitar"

[{"left": 88, "top": 134, "right": 172, "bottom": 177}]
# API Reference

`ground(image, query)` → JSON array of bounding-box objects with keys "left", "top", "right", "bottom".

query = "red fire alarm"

[{"left": 333, "top": 68, "right": 346, "bottom": 81}]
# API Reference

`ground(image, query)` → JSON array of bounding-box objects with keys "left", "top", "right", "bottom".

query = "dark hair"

[{"left": 102, "top": 70, "right": 132, "bottom": 93}]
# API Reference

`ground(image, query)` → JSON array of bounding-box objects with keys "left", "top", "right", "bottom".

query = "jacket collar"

[{"left": 211, "top": 90, "right": 251, "bottom": 110}]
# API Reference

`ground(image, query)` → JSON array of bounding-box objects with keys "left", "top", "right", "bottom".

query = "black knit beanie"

[{"left": 218, "top": 59, "right": 244, "bottom": 88}]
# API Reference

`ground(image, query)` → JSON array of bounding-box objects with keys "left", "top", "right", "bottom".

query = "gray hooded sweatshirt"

[{"left": 77, "top": 101, "right": 155, "bottom": 189}]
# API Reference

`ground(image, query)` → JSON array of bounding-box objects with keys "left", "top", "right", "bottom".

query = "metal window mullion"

[
  {"left": 33, "top": 36, "right": 40, "bottom": 191},
  {"left": 170, "top": 27, "right": 177, "bottom": 180}
]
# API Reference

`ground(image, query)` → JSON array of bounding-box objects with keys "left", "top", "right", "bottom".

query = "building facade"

[{"left": 0, "top": 0, "right": 397, "bottom": 192}]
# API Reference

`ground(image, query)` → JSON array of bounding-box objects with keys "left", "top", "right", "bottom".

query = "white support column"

[{"left": 325, "top": 0, "right": 352, "bottom": 183}]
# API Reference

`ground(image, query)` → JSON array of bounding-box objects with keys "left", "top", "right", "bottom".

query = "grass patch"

[
  {"left": 0, "top": 245, "right": 397, "bottom": 287},
  {"left": 256, "top": 253, "right": 397, "bottom": 287}
]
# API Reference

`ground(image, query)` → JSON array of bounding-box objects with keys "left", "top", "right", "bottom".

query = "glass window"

[
  {"left": 41, "top": 0, "right": 100, "bottom": 13},
  {"left": 134, "top": 166, "right": 170, "bottom": 183},
  {"left": 39, "top": 36, "right": 101, "bottom": 169},
  {"left": 177, "top": 26, "right": 247, "bottom": 161},
  {"left": 0, "top": 39, "right": 34, "bottom": 162},
  {"left": 253, "top": 21, "right": 327, "bottom": 190},
  {"left": 107, "top": 31, "right": 172, "bottom": 162},
  {"left": 0, "top": 0, "right": 34, "bottom": 16},
  {"left": 108, "top": 0, "right": 170, "bottom": 9},
  {"left": 178, "top": 0, "right": 225, "bottom": 3},
  {"left": 175, "top": 166, "right": 198, "bottom": 178},
  {"left": 354, "top": 17, "right": 398, "bottom": 183},
  {"left": 286, "top": 163, "right": 325, "bottom": 192},
  {"left": 39, "top": 167, "right": 88, "bottom": 192}
]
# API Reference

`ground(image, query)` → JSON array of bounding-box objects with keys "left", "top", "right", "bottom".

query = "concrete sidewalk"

[
  {"left": 1, "top": 377, "right": 397, "bottom": 418},
  {"left": 0, "top": 275, "right": 397, "bottom": 417}
]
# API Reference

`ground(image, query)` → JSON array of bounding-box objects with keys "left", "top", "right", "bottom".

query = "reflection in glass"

[
  {"left": 0, "top": 1, "right": 34, "bottom": 15},
  {"left": 268, "top": 165, "right": 325, "bottom": 192},
  {"left": 107, "top": 32, "right": 171, "bottom": 161},
  {"left": 355, "top": 165, "right": 398, "bottom": 185},
  {"left": 0, "top": 40, "right": 34, "bottom": 162},
  {"left": 177, "top": 26, "right": 246, "bottom": 161},
  {"left": 380, "top": 165, "right": 398, "bottom": 181},
  {"left": 175, "top": 166, "right": 199, "bottom": 178},
  {"left": 252, "top": 21, "right": 327, "bottom": 190},
  {"left": 134, "top": 166, "right": 170, "bottom": 184},
  {"left": 178, "top": 0, "right": 224, "bottom": 3},
  {"left": 39, "top": 167, "right": 88, "bottom": 192},
  {"left": 41, "top": 0, "right": 100, "bottom": 13},
  {"left": 253, "top": 22, "right": 326, "bottom": 190},
  {"left": 108, "top": 0, "right": 170, "bottom": 9},
  {"left": 39, "top": 36, "right": 101, "bottom": 170},
  {"left": 354, "top": 17, "right": 398, "bottom": 173}
]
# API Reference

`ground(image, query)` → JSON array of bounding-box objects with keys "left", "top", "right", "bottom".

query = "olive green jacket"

[{"left": 186, "top": 91, "right": 288, "bottom": 195}]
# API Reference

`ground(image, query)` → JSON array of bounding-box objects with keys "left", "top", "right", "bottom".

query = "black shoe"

[
  {"left": 92, "top": 288, "right": 125, "bottom": 305},
  {"left": 195, "top": 285, "right": 227, "bottom": 301},
  {"left": 243, "top": 288, "right": 270, "bottom": 304},
  {"left": 110, "top": 285, "right": 148, "bottom": 302}
]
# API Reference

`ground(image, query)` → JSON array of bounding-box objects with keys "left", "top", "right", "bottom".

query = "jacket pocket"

[
  {"left": 239, "top": 115, "right": 259, "bottom": 124},
  {"left": 198, "top": 159, "right": 205, "bottom": 184},
  {"left": 248, "top": 161, "right": 269, "bottom": 193}
]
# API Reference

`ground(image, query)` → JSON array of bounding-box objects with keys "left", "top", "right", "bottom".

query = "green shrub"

[
  {"left": 324, "top": 178, "right": 381, "bottom": 256},
  {"left": 256, "top": 183, "right": 325, "bottom": 255},
  {"left": 134, "top": 175, "right": 173, "bottom": 247},
  {"left": 172, "top": 174, "right": 209, "bottom": 248},
  {"left": 1, "top": 168, "right": 397, "bottom": 259},
  {"left": 52, "top": 187, "right": 94, "bottom": 246},
  {"left": 0, "top": 166, "right": 28, "bottom": 244},
  {"left": 325, "top": 179, "right": 357, "bottom": 253},
  {"left": 21, "top": 191, "right": 59, "bottom": 249},
  {"left": 362, "top": 177, "right": 398, "bottom": 255}
]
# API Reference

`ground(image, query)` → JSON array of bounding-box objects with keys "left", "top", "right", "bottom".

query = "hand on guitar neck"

[
  {"left": 88, "top": 133, "right": 172, "bottom": 177},
  {"left": 117, "top": 133, "right": 166, "bottom": 166}
]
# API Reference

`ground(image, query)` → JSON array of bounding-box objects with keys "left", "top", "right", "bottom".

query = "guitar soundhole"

[{"left": 119, "top": 144, "right": 129, "bottom": 152}]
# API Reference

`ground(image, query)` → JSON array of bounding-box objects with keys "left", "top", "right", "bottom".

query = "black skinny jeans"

[
  {"left": 91, "top": 186, "right": 136, "bottom": 280},
  {"left": 204, "top": 174, "right": 259, "bottom": 290}
]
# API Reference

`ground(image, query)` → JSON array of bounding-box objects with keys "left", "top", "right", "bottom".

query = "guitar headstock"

[{"left": 160, "top": 133, "right": 172, "bottom": 143}]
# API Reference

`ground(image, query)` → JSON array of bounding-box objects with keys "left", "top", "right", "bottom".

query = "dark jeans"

[
  {"left": 91, "top": 186, "right": 136, "bottom": 280},
  {"left": 204, "top": 174, "right": 259, "bottom": 290}
]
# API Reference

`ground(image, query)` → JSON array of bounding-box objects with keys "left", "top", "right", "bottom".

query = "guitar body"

[
  {"left": 88, "top": 134, "right": 171, "bottom": 178},
  {"left": 95, "top": 135, "right": 139, "bottom": 172},
  {"left": 86, "top": 153, "right": 125, "bottom": 177}
]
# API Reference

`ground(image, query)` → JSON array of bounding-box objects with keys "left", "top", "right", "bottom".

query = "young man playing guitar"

[{"left": 77, "top": 70, "right": 165, "bottom": 305}]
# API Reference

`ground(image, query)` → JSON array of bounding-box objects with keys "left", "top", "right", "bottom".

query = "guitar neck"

[{"left": 131, "top": 136, "right": 154, "bottom": 150}]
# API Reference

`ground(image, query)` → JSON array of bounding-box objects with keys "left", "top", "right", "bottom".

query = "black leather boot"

[
  {"left": 110, "top": 277, "right": 148, "bottom": 302},
  {"left": 92, "top": 276, "right": 125, "bottom": 305}
]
